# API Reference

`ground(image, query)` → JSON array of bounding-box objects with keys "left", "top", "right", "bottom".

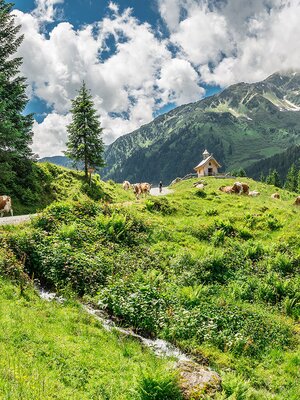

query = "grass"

[
  {"left": 0, "top": 278, "right": 174, "bottom": 400},
  {"left": 10, "top": 163, "right": 135, "bottom": 215},
  {"left": 1, "top": 175, "right": 300, "bottom": 399}
]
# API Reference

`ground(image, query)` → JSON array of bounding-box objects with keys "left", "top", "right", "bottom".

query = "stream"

[{"left": 38, "top": 287, "right": 191, "bottom": 362}]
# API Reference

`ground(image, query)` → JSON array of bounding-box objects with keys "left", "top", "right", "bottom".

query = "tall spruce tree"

[
  {"left": 0, "top": 0, "right": 33, "bottom": 163},
  {"left": 266, "top": 169, "right": 281, "bottom": 187},
  {"left": 65, "top": 82, "right": 105, "bottom": 180},
  {"left": 285, "top": 164, "right": 298, "bottom": 192}
]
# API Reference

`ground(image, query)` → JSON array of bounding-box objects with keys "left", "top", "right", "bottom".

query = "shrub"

[
  {"left": 194, "top": 189, "right": 207, "bottom": 198},
  {"left": 138, "top": 372, "right": 183, "bottom": 400},
  {"left": 205, "top": 208, "right": 219, "bottom": 216},
  {"left": 145, "top": 197, "right": 176, "bottom": 215},
  {"left": 98, "top": 271, "right": 171, "bottom": 336}
]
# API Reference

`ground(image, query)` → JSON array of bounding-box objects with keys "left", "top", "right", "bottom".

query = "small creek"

[{"left": 38, "top": 287, "right": 191, "bottom": 362}]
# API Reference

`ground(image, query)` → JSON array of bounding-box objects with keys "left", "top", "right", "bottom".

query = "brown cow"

[
  {"left": 232, "top": 182, "right": 249, "bottom": 195},
  {"left": 133, "top": 183, "right": 142, "bottom": 199},
  {"left": 294, "top": 196, "right": 300, "bottom": 206},
  {"left": 0, "top": 195, "right": 13, "bottom": 217},
  {"left": 271, "top": 193, "right": 280, "bottom": 199},
  {"left": 140, "top": 182, "right": 151, "bottom": 196}
]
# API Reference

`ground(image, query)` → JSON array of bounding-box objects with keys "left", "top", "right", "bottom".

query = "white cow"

[{"left": 122, "top": 180, "right": 131, "bottom": 190}]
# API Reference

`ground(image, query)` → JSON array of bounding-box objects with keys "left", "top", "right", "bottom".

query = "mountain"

[
  {"left": 246, "top": 145, "right": 300, "bottom": 180},
  {"left": 39, "top": 155, "right": 75, "bottom": 169},
  {"left": 102, "top": 71, "right": 300, "bottom": 184}
]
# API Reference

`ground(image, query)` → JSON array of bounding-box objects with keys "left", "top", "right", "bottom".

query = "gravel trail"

[
  {"left": 0, "top": 214, "right": 37, "bottom": 226},
  {"left": 150, "top": 187, "right": 173, "bottom": 196}
]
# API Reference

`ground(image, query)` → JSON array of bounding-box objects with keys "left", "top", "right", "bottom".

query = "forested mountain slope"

[{"left": 102, "top": 71, "right": 300, "bottom": 183}]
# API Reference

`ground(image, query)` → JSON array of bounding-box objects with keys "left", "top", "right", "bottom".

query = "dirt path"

[
  {"left": 0, "top": 214, "right": 37, "bottom": 226},
  {"left": 150, "top": 187, "right": 173, "bottom": 196}
]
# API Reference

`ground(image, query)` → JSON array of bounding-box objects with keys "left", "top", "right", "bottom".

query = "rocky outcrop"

[{"left": 177, "top": 361, "right": 222, "bottom": 399}]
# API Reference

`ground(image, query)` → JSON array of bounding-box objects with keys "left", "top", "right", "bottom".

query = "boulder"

[
  {"left": 177, "top": 361, "right": 221, "bottom": 399},
  {"left": 171, "top": 177, "right": 182, "bottom": 186}
]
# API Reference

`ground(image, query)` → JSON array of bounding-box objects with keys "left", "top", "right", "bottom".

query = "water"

[{"left": 37, "top": 287, "right": 191, "bottom": 362}]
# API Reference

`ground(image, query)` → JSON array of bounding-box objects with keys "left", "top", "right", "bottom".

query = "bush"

[
  {"left": 138, "top": 372, "right": 183, "bottom": 400},
  {"left": 145, "top": 197, "right": 176, "bottom": 215},
  {"left": 98, "top": 271, "right": 171, "bottom": 336}
]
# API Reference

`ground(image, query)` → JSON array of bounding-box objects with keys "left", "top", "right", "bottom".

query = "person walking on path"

[{"left": 159, "top": 181, "right": 163, "bottom": 193}]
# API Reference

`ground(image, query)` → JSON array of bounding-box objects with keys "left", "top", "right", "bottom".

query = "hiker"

[{"left": 159, "top": 181, "right": 163, "bottom": 193}]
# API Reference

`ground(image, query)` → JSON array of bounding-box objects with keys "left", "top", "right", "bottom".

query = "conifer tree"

[
  {"left": 272, "top": 169, "right": 281, "bottom": 188},
  {"left": 285, "top": 164, "right": 297, "bottom": 192},
  {"left": 0, "top": 0, "right": 33, "bottom": 162},
  {"left": 297, "top": 170, "right": 300, "bottom": 193},
  {"left": 65, "top": 82, "right": 105, "bottom": 180},
  {"left": 266, "top": 169, "right": 281, "bottom": 187}
]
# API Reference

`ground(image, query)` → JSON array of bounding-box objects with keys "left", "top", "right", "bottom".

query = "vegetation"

[
  {"left": 246, "top": 144, "right": 300, "bottom": 181},
  {"left": 0, "top": 275, "right": 174, "bottom": 399},
  {"left": 0, "top": 162, "right": 135, "bottom": 215},
  {"left": 1, "top": 176, "right": 300, "bottom": 398},
  {"left": 102, "top": 71, "right": 300, "bottom": 184},
  {"left": 0, "top": 0, "right": 34, "bottom": 197},
  {"left": 65, "top": 81, "right": 105, "bottom": 180}
]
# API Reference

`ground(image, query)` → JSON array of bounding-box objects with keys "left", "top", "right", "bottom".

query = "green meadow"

[{"left": 1, "top": 172, "right": 300, "bottom": 399}]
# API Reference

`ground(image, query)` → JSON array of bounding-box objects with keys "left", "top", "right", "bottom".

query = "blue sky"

[{"left": 12, "top": 0, "right": 299, "bottom": 156}]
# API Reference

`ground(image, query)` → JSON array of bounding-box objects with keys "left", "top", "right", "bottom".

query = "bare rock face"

[{"left": 177, "top": 361, "right": 222, "bottom": 399}]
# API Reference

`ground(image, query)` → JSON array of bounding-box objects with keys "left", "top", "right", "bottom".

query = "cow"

[
  {"left": 248, "top": 190, "right": 260, "bottom": 197},
  {"left": 196, "top": 183, "right": 205, "bottom": 190},
  {"left": 219, "top": 185, "right": 234, "bottom": 194},
  {"left": 133, "top": 183, "right": 142, "bottom": 199},
  {"left": 232, "top": 182, "right": 250, "bottom": 195},
  {"left": 294, "top": 196, "right": 300, "bottom": 206},
  {"left": 0, "top": 196, "right": 13, "bottom": 217},
  {"left": 140, "top": 182, "right": 151, "bottom": 196},
  {"left": 122, "top": 180, "right": 131, "bottom": 190},
  {"left": 271, "top": 193, "right": 280, "bottom": 199}
]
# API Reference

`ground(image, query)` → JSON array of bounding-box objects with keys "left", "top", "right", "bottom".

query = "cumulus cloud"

[
  {"left": 158, "top": 58, "right": 205, "bottom": 105},
  {"left": 13, "top": 0, "right": 300, "bottom": 157},
  {"left": 159, "top": 0, "right": 300, "bottom": 86},
  {"left": 15, "top": 0, "right": 209, "bottom": 157},
  {"left": 33, "top": 0, "right": 64, "bottom": 23},
  {"left": 31, "top": 112, "right": 72, "bottom": 157}
]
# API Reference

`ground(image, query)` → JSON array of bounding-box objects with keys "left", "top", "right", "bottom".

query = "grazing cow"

[
  {"left": 219, "top": 185, "right": 234, "bottom": 194},
  {"left": 140, "top": 182, "right": 151, "bottom": 197},
  {"left": 248, "top": 190, "right": 260, "bottom": 197},
  {"left": 294, "top": 196, "right": 300, "bottom": 206},
  {"left": 232, "top": 182, "right": 249, "bottom": 195},
  {"left": 271, "top": 193, "right": 280, "bottom": 199},
  {"left": 196, "top": 183, "right": 205, "bottom": 190},
  {"left": 0, "top": 195, "right": 13, "bottom": 217},
  {"left": 133, "top": 183, "right": 142, "bottom": 199},
  {"left": 122, "top": 180, "right": 131, "bottom": 190}
]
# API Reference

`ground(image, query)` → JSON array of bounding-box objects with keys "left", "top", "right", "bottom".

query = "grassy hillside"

[
  {"left": 0, "top": 277, "right": 174, "bottom": 399},
  {"left": 1, "top": 176, "right": 300, "bottom": 398},
  {"left": 102, "top": 71, "right": 300, "bottom": 184},
  {"left": 3, "top": 162, "right": 134, "bottom": 215}
]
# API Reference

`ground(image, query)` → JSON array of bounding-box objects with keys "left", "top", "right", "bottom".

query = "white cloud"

[
  {"left": 31, "top": 113, "right": 71, "bottom": 157},
  {"left": 158, "top": 0, "right": 300, "bottom": 86},
  {"left": 13, "top": 0, "right": 300, "bottom": 157},
  {"left": 33, "top": 0, "right": 64, "bottom": 23},
  {"left": 16, "top": 1, "right": 208, "bottom": 156},
  {"left": 158, "top": 58, "right": 205, "bottom": 105}
]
